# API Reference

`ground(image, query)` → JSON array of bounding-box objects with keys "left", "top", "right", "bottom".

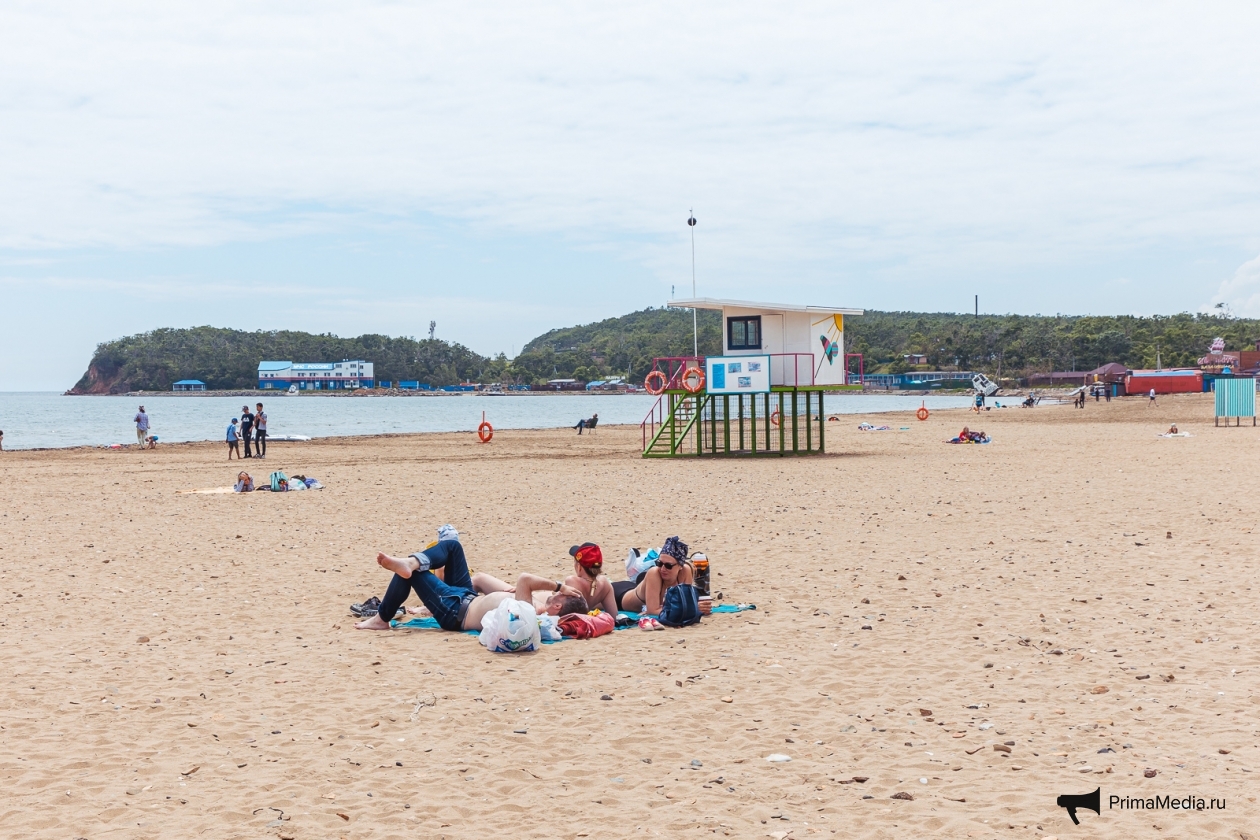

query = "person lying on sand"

[
  {"left": 563, "top": 542, "right": 617, "bottom": 614},
  {"left": 613, "top": 536, "right": 694, "bottom": 616},
  {"left": 1168, "top": 424, "right": 1178, "bottom": 434},
  {"left": 355, "top": 539, "right": 588, "bottom": 632}
]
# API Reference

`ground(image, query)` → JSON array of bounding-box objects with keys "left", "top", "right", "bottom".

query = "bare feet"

[
  {"left": 355, "top": 615, "right": 390, "bottom": 631},
  {"left": 377, "top": 552, "right": 416, "bottom": 579}
]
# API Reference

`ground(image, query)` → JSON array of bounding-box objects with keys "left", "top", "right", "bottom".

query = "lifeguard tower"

[{"left": 641, "top": 298, "right": 864, "bottom": 457}]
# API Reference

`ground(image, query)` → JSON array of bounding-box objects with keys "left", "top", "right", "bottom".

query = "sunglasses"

[{"left": 659, "top": 561, "right": 679, "bottom": 571}]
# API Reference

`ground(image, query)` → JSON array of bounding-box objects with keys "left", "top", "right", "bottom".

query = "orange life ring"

[
  {"left": 916, "top": 406, "right": 930, "bottom": 421},
  {"left": 478, "top": 421, "right": 493, "bottom": 443},
  {"left": 770, "top": 410, "right": 781, "bottom": 426},
  {"left": 682, "top": 365, "right": 705, "bottom": 393},
  {"left": 644, "top": 370, "right": 667, "bottom": 395}
]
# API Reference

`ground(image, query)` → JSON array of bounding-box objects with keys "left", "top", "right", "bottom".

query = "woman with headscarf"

[
  {"left": 612, "top": 536, "right": 694, "bottom": 621},
  {"left": 562, "top": 542, "right": 617, "bottom": 614}
]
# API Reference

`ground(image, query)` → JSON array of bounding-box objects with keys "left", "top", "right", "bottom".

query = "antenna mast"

[{"left": 688, "top": 211, "right": 697, "bottom": 356}]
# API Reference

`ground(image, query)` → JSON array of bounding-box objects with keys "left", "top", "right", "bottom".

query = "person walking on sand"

[
  {"left": 254, "top": 402, "right": 267, "bottom": 459},
  {"left": 226, "top": 418, "right": 241, "bottom": 459},
  {"left": 1149, "top": 388, "right": 1157, "bottom": 406},
  {"left": 134, "top": 406, "right": 150, "bottom": 450},
  {"left": 0, "top": 429, "right": 4, "bottom": 450},
  {"left": 240, "top": 405, "right": 254, "bottom": 458}
]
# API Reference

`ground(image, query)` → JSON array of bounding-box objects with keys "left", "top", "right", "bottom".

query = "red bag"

[{"left": 558, "top": 611, "right": 615, "bottom": 639}]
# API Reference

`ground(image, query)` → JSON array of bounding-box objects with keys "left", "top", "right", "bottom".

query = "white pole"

[{"left": 689, "top": 211, "right": 698, "bottom": 356}]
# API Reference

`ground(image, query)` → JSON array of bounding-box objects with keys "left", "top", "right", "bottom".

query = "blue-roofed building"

[
  {"left": 172, "top": 379, "right": 206, "bottom": 392},
  {"left": 258, "top": 360, "right": 374, "bottom": 390}
]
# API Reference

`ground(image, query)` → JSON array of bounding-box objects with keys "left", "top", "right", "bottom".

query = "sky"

[{"left": 2, "top": 2, "right": 1260, "bottom": 390}]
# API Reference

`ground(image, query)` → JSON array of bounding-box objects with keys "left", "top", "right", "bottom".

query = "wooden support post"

[
  {"left": 791, "top": 390, "right": 799, "bottom": 453},
  {"left": 738, "top": 395, "right": 745, "bottom": 451},
  {"left": 723, "top": 395, "right": 731, "bottom": 453},
  {"left": 778, "top": 392, "right": 785, "bottom": 454},
  {"left": 819, "top": 390, "right": 825, "bottom": 453},
  {"left": 805, "top": 390, "right": 812, "bottom": 452}
]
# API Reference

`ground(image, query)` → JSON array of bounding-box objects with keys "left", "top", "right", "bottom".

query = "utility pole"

[
  {"left": 974, "top": 295, "right": 978, "bottom": 319},
  {"left": 689, "top": 211, "right": 698, "bottom": 357}
]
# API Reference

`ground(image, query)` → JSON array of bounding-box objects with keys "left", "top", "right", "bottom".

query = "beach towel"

[
  {"left": 857, "top": 423, "right": 892, "bottom": 431},
  {"left": 946, "top": 436, "right": 991, "bottom": 444}
]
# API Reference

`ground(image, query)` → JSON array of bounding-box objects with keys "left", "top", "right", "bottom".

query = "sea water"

[{"left": 0, "top": 392, "right": 975, "bottom": 450}]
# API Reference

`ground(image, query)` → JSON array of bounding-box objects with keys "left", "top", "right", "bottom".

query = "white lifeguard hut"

[{"left": 640, "top": 298, "right": 865, "bottom": 457}]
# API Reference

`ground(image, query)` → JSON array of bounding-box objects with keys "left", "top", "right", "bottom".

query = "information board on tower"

[{"left": 705, "top": 355, "right": 771, "bottom": 395}]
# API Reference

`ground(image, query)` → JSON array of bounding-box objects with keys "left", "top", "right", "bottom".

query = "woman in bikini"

[
  {"left": 613, "top": 536, "right": 694, "bottom": 618},
  {"left": 563, "top": 542, "right": 617, "bottom": 614}
]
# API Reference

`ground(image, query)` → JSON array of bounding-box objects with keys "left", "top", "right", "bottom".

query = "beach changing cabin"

[
  {"left": 171, "top": 379, "right": 206, "bottom": 392},
  {"left": 640, "top": 298, "right": 864, "bottom": 457}
]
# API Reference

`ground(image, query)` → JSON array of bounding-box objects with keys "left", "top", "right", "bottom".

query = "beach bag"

[
  {"left": 478, "top": 599, "right": 542, "bottom": 653},
  {"left": 269, "top": 471, "right": 288, "bottom": 492},
  {"left": 626, "top": 547, "right": 659, "bottom": 581},
  {"left": 287, "top": 479, "right": 306, "bottom": 491},
  {"left": 558, "top": 611, "right": 616, "bottom": 639},
  {"left": 658, "top": 584, "right": 701, "bottom": 628}
]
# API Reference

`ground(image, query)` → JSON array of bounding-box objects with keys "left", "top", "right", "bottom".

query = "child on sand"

[{"left": 226, "top": 419, "right": 240, "bottom": 459}]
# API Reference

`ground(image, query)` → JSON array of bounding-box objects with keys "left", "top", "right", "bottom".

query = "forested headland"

[{"left": 69, "top": 308, "right": 1258, "bottom": 393}]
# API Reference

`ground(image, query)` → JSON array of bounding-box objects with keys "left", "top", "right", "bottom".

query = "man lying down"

[{"left": 355, "top": 538, "right": 589, "bottom": 632}]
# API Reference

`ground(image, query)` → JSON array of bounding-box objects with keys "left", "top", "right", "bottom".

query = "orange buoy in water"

[
  {"left": 478, "top": 411, "right": 493, "bottom": 443},
  {"left": 645, "top": 370, "right": 667, "bottom": 395},
  {"left": 916, "top": 403, "right": 930, "bottom": 421}
]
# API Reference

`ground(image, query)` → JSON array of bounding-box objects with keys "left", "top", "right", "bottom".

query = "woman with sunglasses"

[{"left": 612, "top": 536, "right": 693, "bottom": 617}]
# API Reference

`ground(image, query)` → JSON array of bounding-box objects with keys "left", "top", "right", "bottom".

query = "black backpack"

[{"left": 658, "top": 583, "right": 701, "bottom": 627}]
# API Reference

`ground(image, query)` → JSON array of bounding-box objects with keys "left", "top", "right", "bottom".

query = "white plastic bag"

[
  {"left": 537, "top": 614, "right": 563, "bottom": 642},
  {"left": 625, "top": 547, "right": 659, "bottom": 581},
  {"left": 287, "top": 479, "right": 306, "bottom": 491},
  {"left": 478, "top": 598, "right": 542, "bottom": 653}
]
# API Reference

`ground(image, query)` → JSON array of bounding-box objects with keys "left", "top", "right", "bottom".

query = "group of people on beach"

[
  {"left": 227, "top": 403, "right": 267, "bottom": 459},
  {"left": 354, "top": 531, "right": 696, "bottom": 634}
]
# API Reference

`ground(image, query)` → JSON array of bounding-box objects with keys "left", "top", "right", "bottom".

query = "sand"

[{"left": 0, "top": 392, "right": 1256, "bottom": 838}]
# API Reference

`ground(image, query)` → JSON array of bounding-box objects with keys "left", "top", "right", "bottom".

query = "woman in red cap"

[{"left": 564, "top": 543, "right": 617, "bottom": 614}]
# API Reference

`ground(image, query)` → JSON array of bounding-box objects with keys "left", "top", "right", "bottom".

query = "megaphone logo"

[{"left": 1056, "top": 786, "right": 1101, "bottom": 825}]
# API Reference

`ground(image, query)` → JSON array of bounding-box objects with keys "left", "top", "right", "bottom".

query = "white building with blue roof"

[{"left": 258, "top": 360, "right": 374, "bottom": 390}]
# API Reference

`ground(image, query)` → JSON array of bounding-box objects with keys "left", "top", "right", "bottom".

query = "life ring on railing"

[
  {"left": 770, "top": 410, "right": 781, "bottom": 426},
  {"left": 478, "top": 421, "right": 494, "bottom": 443},
  {"left": 916, "top": 405, "right": 930, "bottom": 421},
  {"left": 681, "top": 365, "right": 706, "bottom": 393},
  {"left": 645, "top": 370, "right": 668, "bottom": 395}
]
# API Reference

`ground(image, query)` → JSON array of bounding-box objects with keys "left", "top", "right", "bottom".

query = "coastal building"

[
  {"left": 641, "top": 297, "right": 864, "bottom": 458},
  {"left": 257, "top": 360, "right": 374, "bottom": 390},
  {"left": 171, "top": 379, "right": 206, "bottom": 392}
]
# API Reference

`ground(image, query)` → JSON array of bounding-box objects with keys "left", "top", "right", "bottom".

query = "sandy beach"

[{"left": 0, "top": 392, "right": 1256, "bottom": 839}]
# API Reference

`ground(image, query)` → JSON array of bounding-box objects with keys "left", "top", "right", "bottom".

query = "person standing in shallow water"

[
  {"left": 240, "top": 405, "right": 254, "bottom": 458},
  {"left": 254, "top": 403, "right": 267, "bottom": 459}
]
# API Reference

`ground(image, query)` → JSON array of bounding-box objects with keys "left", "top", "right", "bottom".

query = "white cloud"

[
  {"left": 1206, "top": 253, "right": 1260, "bottom": 318},
  {"left": 2, "top": 1, "right": 1259, "bottom": 275}
]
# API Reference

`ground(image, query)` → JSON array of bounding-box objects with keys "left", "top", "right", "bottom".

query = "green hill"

[
  {"left": 69, "top": 327, "right": 496, "bottom": 393},
  {"left": 69, "top": 308, "right": 1260, "bottom": 393}
]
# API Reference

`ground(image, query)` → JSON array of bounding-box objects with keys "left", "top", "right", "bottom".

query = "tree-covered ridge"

[
  {"left": 70, "top": 327, "right": 495, "bottom": 393},
  {"left": 69, "top": 308, "right": 1260, "bottom": 392},
  {"left": 511, "top": 307, "right": 722, "bottom": 383},
  {"left": 846, "top": 311, "right": 1260, "bottom": 375}
]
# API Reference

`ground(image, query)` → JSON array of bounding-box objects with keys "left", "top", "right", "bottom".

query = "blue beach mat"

[{"left": 390, "top": 602, "right": 756, "bottom": 641}]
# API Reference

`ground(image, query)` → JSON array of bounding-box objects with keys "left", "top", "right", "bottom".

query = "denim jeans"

[{"left": 377, "top": 540, "right": 475, "bottom": 631}]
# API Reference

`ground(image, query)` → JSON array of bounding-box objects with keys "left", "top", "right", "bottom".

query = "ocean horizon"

[{"left": 0, "top": 391, "right": 976, "bottom": 450}]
